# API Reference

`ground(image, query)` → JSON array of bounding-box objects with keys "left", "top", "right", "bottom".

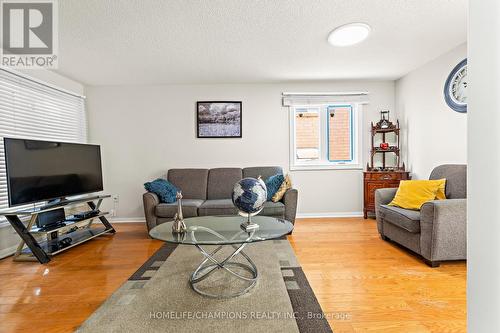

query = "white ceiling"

[{"left": 56, "top": 0, "right": 467, "bottom": 86}]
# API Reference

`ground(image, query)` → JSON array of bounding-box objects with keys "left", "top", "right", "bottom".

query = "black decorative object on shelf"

[{"left": 379, "top": 110, "right": 390, "bottom": 129}]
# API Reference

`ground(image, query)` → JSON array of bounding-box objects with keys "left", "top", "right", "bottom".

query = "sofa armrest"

[
  {"left": 143, "top": 192, "right": 159, "bottom": 233},
  {"left": 374, "top": 188, "right": 398, "bottom": 234},
  {"left": 420, "top": 199, "right": 467, "bottom": 261},
  {"left": 282, "top": 188, "right": 298, "bottom": 225}
]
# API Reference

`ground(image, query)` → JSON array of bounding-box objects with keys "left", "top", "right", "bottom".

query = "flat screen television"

[{"left": 4, "top": 138, "right": 103, "bottom": 207}]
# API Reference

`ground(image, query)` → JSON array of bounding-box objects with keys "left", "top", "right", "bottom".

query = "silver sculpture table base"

[{"left": 188, "top": 226, "right": 258, "bottom": 299}]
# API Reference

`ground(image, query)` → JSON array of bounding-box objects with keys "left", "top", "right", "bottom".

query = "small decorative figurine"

[
  {"left": 380, "top": 142, "right": 389, "bottom": 150},
  {"left": 172, "top": 191, "right": 186, "bottom": 233},
  {"left": 173, "top": 231, "right": 186, "bottom": 242}
]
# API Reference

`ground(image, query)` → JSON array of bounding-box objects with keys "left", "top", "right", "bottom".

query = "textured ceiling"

[{"left": 56, "top": 0, "right": 467, "bottom": 86}]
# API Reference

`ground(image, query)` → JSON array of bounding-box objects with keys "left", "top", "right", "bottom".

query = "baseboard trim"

[
  {"left": 109, "top": 217, "right": 146, "bottom": 223},
  {"left": 296, "top": 212, "right": 364, "bottom": 218},
  {"left": 0, "top": 221, "right": 11, "bottom": 229},
  {"left": 0, "top": 244, "right": 17, "bottom": 260}
]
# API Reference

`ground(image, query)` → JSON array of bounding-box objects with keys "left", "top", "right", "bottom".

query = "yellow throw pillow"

[
  {"left": 389, "top": 180, "right": 444, "bottom": 210},
  {"left": 272, "top": 174, "right": 292, "bottom": 202},
  {"left": 435, "top": 178, "right": 447, "bottom": 200}
]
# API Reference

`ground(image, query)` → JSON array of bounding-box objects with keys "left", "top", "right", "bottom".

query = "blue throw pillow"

[
  {"left": 264, "top": 174, "right": 284, "bottom": 201},
  {"left": 144, "top": 178, "right": 179, "bottom": 203}
]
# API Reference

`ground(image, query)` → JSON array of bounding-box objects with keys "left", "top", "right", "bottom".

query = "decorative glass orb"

[{"left": 231, "top": 177, "right": 267, "bottom": 216}]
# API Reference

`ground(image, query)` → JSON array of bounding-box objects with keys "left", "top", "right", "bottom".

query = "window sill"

[{"left": 290, "top": 164, "right": 363, "bottom": 171}]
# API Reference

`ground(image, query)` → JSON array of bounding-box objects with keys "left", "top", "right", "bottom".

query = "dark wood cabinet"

[{"left": 363, "top": 171, "right": 410, "bottom": 219}]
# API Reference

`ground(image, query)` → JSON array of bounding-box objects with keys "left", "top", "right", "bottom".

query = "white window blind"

[
  {"left": 0, "top": 69, "right": 87, "bottom": 212},
  {"left": 282, "top": 92, "right": 369, "bottom": 106}
]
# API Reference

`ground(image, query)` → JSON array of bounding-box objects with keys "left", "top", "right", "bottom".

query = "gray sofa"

[
  {"left": 143, "top": 166, "right": 298, "bottom": 232},
  {"left": 375, "top": 164, "right": 467, "bottom": 267}
]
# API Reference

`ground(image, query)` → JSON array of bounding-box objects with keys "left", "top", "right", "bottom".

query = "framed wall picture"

[{"left": 197, "top": 101, "right": 242, "bottom": 138}]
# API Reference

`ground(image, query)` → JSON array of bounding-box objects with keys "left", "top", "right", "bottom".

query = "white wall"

[
  {"left": 86, "top": 81, "right": 395, "bottom": 219},
  {"left": 396, "top": 43, "right": 467, "bottom": 179},
  {"left": 468, "top": 1, "right": 500, "bottom": 331}
]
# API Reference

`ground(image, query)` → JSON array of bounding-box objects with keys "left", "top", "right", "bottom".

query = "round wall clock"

[{"left": 444, "top": 58, "right": 467, "bottom": 113}]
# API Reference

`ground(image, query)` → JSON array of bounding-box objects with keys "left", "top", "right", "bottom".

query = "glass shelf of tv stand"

[
  {"left": 29, "top": 211, "right": 110, "bottom": 235},
  {"left": 0, "top": 194, "right": 111, "bottom": 216},
  {"left": 20, "top": 224, "right": 113, "bottom": 256}
]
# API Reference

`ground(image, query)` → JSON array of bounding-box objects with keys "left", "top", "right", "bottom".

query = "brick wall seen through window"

[
  {"left": 295, "top": 109, "right": 319, "bottom": 160},
  {"left": 328, "top": 106, "right": 352, "bottom": 161}
]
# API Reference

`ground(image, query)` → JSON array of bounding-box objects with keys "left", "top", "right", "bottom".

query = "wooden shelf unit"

[
  {"left": 368, "top": 119, "right": 404, "bottom": 171},
  {"left": 364, "top": 118, "right": 410, "bottom": 218}
]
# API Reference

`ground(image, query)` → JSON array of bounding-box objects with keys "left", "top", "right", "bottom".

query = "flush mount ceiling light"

[{"left": 328, "top": 23, "right": 371, "bottom": 47}]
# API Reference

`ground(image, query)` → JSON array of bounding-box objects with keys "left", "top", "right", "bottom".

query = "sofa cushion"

[
  {"left": 207, "top": 168, "right": 243, "bottom": 200},
  {"left": 272, "top": 174, "right": 292, "bottom": 202},
  {"left": 264, "top": 174, "right": 285, "bottom": 201},
  {"left": 261, "top": 201, "right": 285, "bottom": 216},
  {"left": 243, "top": 166, "right": 283, "bottom": 180},
  {"left": 199, "top": 199, "right": 238, "bottom": 216},
  {"left": 144, "top": 178, "right": 178, "bottom": 203},
  {"left": 379, "top": 204, "right": 421, "bottom": 233},
  {"left": 155, "top": 199, "right": 204, "bottom": 218},
  {"left": 167, "top": 169, "right": 208, "bottom": 199},
  {"left": 388, "top": 180, "right": 443, "bottom": 210}
]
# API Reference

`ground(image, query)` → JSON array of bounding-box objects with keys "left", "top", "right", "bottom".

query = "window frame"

[{"left": 289, "top": 103, "right": 362, "bottom": 171}]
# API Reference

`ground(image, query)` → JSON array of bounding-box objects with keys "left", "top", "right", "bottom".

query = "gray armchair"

[{"left": 375, "top": 165, "right": 466, "bottom": 267}]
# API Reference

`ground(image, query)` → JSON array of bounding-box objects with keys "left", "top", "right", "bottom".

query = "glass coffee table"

[{"left": 149, "top": 215, "right": 294, "bottom": 298}]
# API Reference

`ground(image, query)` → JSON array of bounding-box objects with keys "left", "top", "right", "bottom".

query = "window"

[
  {"left": 294, "top": 107, "right": 320, "bottom": 161},
  {"left": 289, "top": 103, "right": 362, "bottom": 170},
  {"left": 0, "top": 69, "right": 87, "bottom": 215},
  {"left": 328, "top": 105, "right": 353, "bottom": 162}
]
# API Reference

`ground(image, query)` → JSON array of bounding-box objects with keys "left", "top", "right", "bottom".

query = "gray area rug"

[{"left": 77, "top": 239, "right": 332, "bottom": 333}]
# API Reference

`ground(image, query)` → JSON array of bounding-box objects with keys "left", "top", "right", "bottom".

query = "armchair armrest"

[
  {"left": 420, "top": 199, "right": 467, "bottom": 261},
  {"left": 143, "top": 192, "right": 160, "bottom": 232},
  {"left": 374, "top": 188, "right": 398, "bottom": 234},
  {"left": 375, "top": 188, "right": 398, "bottom": 207},
  {"left": 281, "top": 188, "right": 298, "bottom": 225}
]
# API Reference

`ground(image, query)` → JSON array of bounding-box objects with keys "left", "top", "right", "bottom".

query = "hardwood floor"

[
  {"left": 0, "top": 218, "right": 466, "bottom": 333},
  {"left": 290, "top": 218, "right": 466, "bottom": 333}
]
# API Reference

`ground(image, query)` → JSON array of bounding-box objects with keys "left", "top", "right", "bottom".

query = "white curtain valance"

[{"left": 282, "top": 92, "right": 369, "bottom": 106}]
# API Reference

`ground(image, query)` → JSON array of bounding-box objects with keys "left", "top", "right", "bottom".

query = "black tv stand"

[{"left": 0, "top": 194, "right": 115, "bottom": 264}]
